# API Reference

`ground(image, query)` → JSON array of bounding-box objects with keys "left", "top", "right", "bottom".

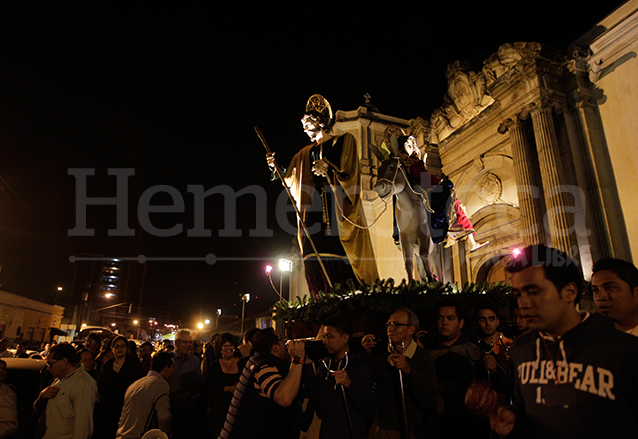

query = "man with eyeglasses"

[
  {"left": 34, "top": 342, "right": 97, "bottom": 439},
  {"left": 361, "top": 307, "right": 440, "bottom": 439},
  {"left": 170, "top": 329, "right": 204, "bottom": 439}
]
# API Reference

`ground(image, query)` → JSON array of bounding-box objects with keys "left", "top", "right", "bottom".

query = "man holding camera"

[{"left": 219, "top": 328, "right": 306, "bottom": 439}]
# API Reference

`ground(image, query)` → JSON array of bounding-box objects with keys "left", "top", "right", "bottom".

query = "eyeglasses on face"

[
  {"left": 385, "top": 321, "right": 410, "bottom": 328},
  {"left": 176, "top": 339, "right": 192, "bottom": 344},
  {"left": 112, "top": 344, "right": 128, "bottom": 349}
]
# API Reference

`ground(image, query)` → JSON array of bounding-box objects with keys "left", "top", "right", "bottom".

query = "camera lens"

[{"left": 304, "top": 340, "right": 328, "bottom": 361}]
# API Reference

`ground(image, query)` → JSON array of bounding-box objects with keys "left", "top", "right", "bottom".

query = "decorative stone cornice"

[
  {"left": 519, "top": 100, "right": 563, "bottom": 120},
  {"left": 586, "top": 3, "right": 638, "bottom": 83},
  {"left": 482, "top": 42, "right": 544, "bottom": 85},
  {"left": 562, "top": 44, "right": 600, "bottom": 110},
  {"left": 408, "top": 117, "right": 431, "bottom": 142},
  {"left": 431, "top": 42, "right": 568, "bottom": 144},
  {"left": 497, "top": 116, "right": 522, "bottom": 134}
]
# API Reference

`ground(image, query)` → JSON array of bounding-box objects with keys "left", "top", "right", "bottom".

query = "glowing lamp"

[{"left": 279, "top": 258, "right": 293, "bottom": 273}]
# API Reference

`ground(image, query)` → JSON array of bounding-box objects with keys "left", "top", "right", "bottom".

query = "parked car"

[
  {"left": 75, "top": 326, "right": 118, "bottom": 342},
  {"left": 4, "top": 358, "right": 48, "bottom": 406},
  {"left": 4, "top": 357, "right": 51, "bottom": 439}
]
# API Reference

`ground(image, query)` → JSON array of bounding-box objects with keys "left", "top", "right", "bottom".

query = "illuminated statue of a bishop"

[{"left": 266, "top": 95, "right": 379, "bottom": 295}]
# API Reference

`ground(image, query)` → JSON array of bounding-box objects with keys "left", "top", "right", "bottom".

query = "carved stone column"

[
  {"left": 573, "top": 99, "right": 632, "bottom": 261},
  {"left": 499, "top": 117, "right": 546, "bottom": 246},
  {"left": 562, "top": 47, "right": 632, "bottom": 263},
  {"left": 527, "top": 102, "right": 580, "bottom": 258}
]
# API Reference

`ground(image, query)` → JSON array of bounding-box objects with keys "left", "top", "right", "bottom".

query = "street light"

[
  {"left": 279, "top": 258, "right": 293, "bottom": 273},
  {"left": 265, "top": 259, "right": 293, "bottom": 301}
]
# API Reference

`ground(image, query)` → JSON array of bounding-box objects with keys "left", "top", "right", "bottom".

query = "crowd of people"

[
  {"left": 217, "top": 244, "right": 638, "bottom": 439},
  {"left": 0, "top": 244, "right": 636, "bottom": 438}
]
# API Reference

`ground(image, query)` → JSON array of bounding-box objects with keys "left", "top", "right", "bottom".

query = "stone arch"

[
  {"left": 453, "top": 154, "right": 514, "bottom": 200},
  {"left": 451, "top": 154, "right": 517, "bottom": 223},
  {"left": 475, "top": 254, "right": 511, "bottom": 283},
  {"left": 467, "top": 203, "right": 523, "bottom": 282},
  {"left": 470, "top": 204, "right": 520, "bottom": 233}
]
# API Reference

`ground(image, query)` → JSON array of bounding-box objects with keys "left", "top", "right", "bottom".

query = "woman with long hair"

[
  {"left": 205, "top": 333, "right": 240, "bottom": 438},
  {"left": 94, "top": 335, "right": 143, "bottom": 439}
]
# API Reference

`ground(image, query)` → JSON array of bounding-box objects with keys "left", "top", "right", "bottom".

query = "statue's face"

[
  {"left": 403, "top": 136, "right": 420, "bottom": 159},
  {"left": 301, "top": 114, "right": 324, "bottom": 142}
]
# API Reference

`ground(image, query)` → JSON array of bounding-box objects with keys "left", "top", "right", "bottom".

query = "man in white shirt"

[
  {"left": 117, "top": 352, "right": 174, "bottom": 438},
  {"left": 35, "top": 342, "right": 97, "bottom": 439}
]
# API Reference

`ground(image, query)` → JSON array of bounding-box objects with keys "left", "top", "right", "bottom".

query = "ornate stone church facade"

[{"left": 289, "top": 1, "right": 638, "bottom": 299}]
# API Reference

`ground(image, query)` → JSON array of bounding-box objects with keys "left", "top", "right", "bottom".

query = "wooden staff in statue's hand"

[{"left": 255, "top": 126, "right": 333, "bottom": 289}]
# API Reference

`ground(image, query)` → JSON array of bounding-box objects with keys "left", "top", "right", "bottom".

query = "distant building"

[
  {"left": 0, "top": 289, "right": 64, "bottom": 344},
  {"left": 70, "top": 256, "right": 147, "bottom": 330}
]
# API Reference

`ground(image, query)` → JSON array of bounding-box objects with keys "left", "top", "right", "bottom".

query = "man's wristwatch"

[{"left": 292, "top": 356, "right": 304, "bottom": 365}]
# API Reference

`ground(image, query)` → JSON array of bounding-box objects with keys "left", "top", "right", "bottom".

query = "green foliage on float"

[{"left": 273, "top": 278, "right": 513, "bottom": 323}]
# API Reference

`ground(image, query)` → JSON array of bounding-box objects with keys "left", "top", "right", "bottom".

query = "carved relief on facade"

[
  {"left": 477, "top": 172, "right": 504, "bottom": 206},
  {"left": 482, "top": 42, "right": 543, "bottom": 84},
  {"left": 430, "top": 60, "right": 495, "bottom": 142}
]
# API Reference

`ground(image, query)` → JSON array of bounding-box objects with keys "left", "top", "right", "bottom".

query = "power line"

[{"left": 0, "top": 174, "right": 66, "bottom": 250}]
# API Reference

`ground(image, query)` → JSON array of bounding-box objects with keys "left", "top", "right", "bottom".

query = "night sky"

[{"left": 0, "top": 3, "right": 628, "bottom": 324}]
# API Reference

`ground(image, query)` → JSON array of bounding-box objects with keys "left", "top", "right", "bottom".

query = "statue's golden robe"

[{"left": 283, "top": 133, "right": 379, "bottom": 286}]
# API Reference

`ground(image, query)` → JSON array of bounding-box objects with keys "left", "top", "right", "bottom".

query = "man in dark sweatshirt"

[
  {"left": 424, "top": 300, "right": 492, "bottom": 438},
  {"left": 491, "top": 244, "right": 638, "bottom": 438},
  {"left": 361, "top": 307, "right": 440, "bottom": 439},
  {"left": 303, "top": 315, "right": 375, "bottom": 439}
]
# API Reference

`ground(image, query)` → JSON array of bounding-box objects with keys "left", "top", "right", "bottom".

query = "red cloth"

[
  {"left": 408, "top": 161, "right": 440, "bottom": 188},
  {"left": 451, "top": 199, "right": 474, "bottom": 231}
]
